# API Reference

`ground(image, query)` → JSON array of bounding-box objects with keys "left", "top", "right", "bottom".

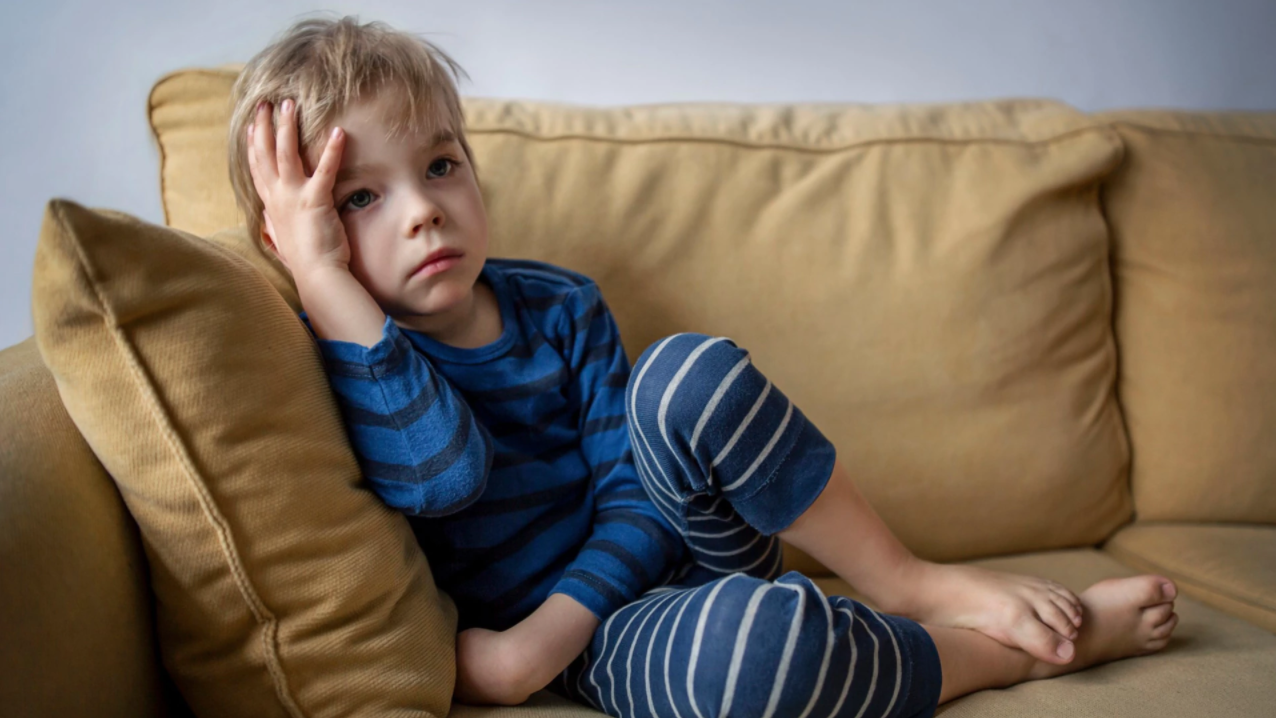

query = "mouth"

[{"left": 410, "top": 248, "right": 464, "bottom": 277}]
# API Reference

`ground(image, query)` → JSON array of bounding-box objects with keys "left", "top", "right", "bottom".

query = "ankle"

[{"left": 875, "top": 557, "right": 937, "bottom": 619}]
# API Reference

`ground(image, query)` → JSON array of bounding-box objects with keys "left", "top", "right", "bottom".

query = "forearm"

[
  {"left": 294, "top": 264, "right": 386, "bottom": 347},
  {"left": 299, "top": 265, "right": 492, "bottom": 517},
  {"left": 508, "top": 593, "right": 601, "bottom": 693},
  {"left": 777, "top": 459, "right": 930, "bottom": 616}
]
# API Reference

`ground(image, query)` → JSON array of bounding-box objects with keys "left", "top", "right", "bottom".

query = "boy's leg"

[
  {"left": 626, "top": 332, "right": 1088, "bottom": 666},
  {"left": 619, "top": 336, "right": 941, "bottom": 715},
  {"left": 778, "top": 457, "right": 1090, "bottom": 664},
  {"left": 550, "top": 572, "right": 943, "bottom": 718},
  {"left": 547, "top": 574, "right": 1178, "bottom": 716},
  {"left": 625, "top": 333, "right": 837, "bottom": 581}
]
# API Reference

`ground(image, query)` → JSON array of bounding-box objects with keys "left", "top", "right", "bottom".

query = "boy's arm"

[
  {"left": 294, "top": 264, "right": 389, "bottom": 347},
  {"left": 545, "top": 282, "right": 686, "bottom": 621},
  {"left": 455, "top": 593, "right": 599, "bottom": 705},
  {"left": 296, "top": 265, "right": 493, "bottom": 517},
  {"left": 458, "top": 283, "right": 687, "bottom": 705},
  {"left": 249, "top": 98, "right": 490, "bottom": 515}
]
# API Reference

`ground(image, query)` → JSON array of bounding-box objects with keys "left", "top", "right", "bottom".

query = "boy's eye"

[
  {"left": 427, "top": 158, "right": 455, "bottom": 179},
  {"left": 345, "top": 190, "right": 373, "bottom": 210},
  {"left": 339, "top": 158, "right": 458, "bottom": 211}
]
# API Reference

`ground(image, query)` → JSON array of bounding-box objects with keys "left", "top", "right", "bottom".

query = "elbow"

[
  {"left": 362, "top": 422, "right": 493, "bottom": 516},
  {"left": 369, "top": 471, "right": 487, "bottom": 518}
]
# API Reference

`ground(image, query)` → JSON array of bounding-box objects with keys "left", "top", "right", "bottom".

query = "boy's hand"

[
  {"left": 246, "top": 98, "right": 350, "bottom": 275},
  {"left": 454, "top": 627, "right": 534, "bottom": 706},
  {"left": 453, "top": 594, "right": 600, "bottom": 706}
]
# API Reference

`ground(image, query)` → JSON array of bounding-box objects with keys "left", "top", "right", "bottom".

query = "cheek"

[
  {"left": 343, "top": 230, "right": 389, "bottom": 285},
  {"left": 462, "top": 192, "right": 489, "bottom": 238}
]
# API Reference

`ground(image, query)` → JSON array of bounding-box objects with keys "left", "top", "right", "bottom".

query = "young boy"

[{"left": 230, "top": 15, "right": 1180, "bottom": 717}]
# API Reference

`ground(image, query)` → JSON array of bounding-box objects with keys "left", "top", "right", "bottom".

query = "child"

[{"left": 229, "top": 15, "right": 1180, "bottom": 717}]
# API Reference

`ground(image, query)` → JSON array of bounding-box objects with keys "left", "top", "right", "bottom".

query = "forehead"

[
  {"left": 338, "top": 91, "right": 454, "bottom": 142},
  {"left": 332, "top": 131, "right": 457, "bottom": 186},
  {"left": 314, "top": 93, "right": 457, "bottom": 170}
]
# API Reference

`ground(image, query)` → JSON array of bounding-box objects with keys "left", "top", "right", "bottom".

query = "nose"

[{"left": 405, "top": 183, "right": 445, "bottom": 237}]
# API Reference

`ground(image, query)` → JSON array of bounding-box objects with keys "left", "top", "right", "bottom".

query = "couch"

[{"left": 2, "top": 64, "right": 1275, "bottom": 717}]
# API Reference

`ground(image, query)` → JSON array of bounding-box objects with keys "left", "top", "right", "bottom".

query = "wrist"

[
  {"left": 293, "top": 260, "right": 352, "bottom": 288},
  {"left": 507, "top": 594, "right": 601, "bottom": 692}
]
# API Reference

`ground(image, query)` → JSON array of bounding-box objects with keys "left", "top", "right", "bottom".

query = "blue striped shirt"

[{"left": 300, "top": 258, "right": 686, "bottom": 631}]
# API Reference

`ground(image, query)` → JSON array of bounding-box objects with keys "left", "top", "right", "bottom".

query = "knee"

[
  {"left": 626, "top": 333, "right": 750, "bottom": 435},
  {"left": 685, "top": 574, "right": 836, "bottom": 712}
]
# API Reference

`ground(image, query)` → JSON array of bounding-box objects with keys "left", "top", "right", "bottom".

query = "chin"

[{"left": 409, "top": 279, "right": 474, "bottom": 310}]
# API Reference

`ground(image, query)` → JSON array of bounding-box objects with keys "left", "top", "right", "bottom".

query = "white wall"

[{"left": 3, "top": 0, "right": 1274, "bottom": 350}]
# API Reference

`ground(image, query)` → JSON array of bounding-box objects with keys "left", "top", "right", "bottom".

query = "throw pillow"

[{"left": 31, "top": 198, "right": 457, "bottom": 718}]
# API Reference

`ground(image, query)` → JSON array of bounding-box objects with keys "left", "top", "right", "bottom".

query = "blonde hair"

[{"left": 227, "top": 13, "right": 476, "bottom": 249}]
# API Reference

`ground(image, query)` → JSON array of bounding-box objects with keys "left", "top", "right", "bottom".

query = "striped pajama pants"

[{"left": 548, "top": 333, "right": 943, "bottom": 718}]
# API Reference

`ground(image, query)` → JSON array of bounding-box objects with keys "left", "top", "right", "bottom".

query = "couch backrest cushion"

[
  {"left": 152, "top": 66, "right": 1131, "bottom": 563},
  {"left": 30, "top": 200, "right": 457, "bottom": 718},
  {"left": 1095, "top": 110, "right": 1276, "bottom": 523}
]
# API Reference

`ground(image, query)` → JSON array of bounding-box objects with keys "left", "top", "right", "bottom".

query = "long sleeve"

[
  {"left": 300, "top": 312, "right": 493, "bottom": 517},
  {"left": 547, "top": 283, "right": 686, "bottom": 621}
]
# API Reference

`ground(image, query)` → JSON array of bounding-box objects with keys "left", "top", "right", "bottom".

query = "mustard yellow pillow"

[{"left": 31, "top": 199, "right": 456, "bottom": 718}]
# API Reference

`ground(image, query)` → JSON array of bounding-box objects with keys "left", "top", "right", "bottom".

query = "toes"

[
  {"left": 1144, "top": 603, "right": 1174, "bottom": 627},
  {"left": 1039, "top": 597, "right": 1079, "bottom": 640},
  {"left": 1014, "top": 613, "right": 1075, "bottom": 665},
  {"left": 1150, "top": 612, "right": 1178, "bottom": 640},
  {"left": 1146, "top": 636, "right": 1171, "bottom": 653},
  {"left": 1131, "top": 575, "right": 1177, "bottom": 607},
  {"left": 1048, "top": 586, "right": 1083, "bottom": 627}
]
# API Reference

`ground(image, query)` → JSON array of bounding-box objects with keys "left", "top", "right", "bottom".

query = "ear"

[{"left": 260, "top": 210, "right": 289, "bottom": 270}]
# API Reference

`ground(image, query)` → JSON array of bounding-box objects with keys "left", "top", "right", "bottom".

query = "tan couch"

[{"left": 2, "top": 64, "right": 1275, "bottom": 717}]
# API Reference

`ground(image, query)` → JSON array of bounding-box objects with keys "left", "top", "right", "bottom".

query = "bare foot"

[
  {"left": 1026, "top": 575, "right": 1179, "bottom": 681},
  {"left": 909, "top": 563, "right": 1086, "bottom": 665}
]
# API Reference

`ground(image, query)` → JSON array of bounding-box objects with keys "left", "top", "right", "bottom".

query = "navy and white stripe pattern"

[
  {"left": 546, "top": 333, "right": 943, "bottom": 718},
  {"left": 302, "top": 258, "right": 686, "bottom": 631}
]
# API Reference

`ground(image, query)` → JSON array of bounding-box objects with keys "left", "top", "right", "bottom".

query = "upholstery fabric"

[
  {"left": 29, "top": 199, "right": 457, "bottom": 718},
  {"left": 0, "top": 338, "right": 180, "bottom": 718},
  {"left": 1104, "top": 522, "right": 1276, "bottom": 633},
  {"left": 151, "top": 66, "right": 1134, "bottom": 564},
  {"left": 1095, "top": 110, "right": 1276, "bottom": 523}
]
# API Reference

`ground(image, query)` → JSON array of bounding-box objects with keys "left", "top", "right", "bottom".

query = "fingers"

[
  {"left": 311, "top": 126, "right": 345, "bottom": 193},
  {"left": 251, "top": 100, "right": 277, "bottom": 182},
  {"left": 276, "top": 98, "right": 305, "bottom": 182},
  {"left": 245, "top": 122, "right": 262, "bottom": 187}
]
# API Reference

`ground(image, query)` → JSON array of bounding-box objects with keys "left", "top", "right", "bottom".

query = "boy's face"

[{"left": 310, "top": 92, "right": 488, "bottom": 332}]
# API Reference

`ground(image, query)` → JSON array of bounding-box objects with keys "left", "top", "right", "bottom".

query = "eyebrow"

[{"left": 334, "top": 129, "right": 457, "bottom": 184}]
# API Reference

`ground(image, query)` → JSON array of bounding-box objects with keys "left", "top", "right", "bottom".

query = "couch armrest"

[{"left": 0, "top": 338, "right": 187, "bottom": 717}]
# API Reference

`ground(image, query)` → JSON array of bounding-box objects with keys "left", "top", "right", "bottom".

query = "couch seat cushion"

[
  {"left": 912, "top": 550, "right": 1276, "bottom": 716},
  {"left": 1104, "top": 522, "right": 1276, "bottom": 633}
]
